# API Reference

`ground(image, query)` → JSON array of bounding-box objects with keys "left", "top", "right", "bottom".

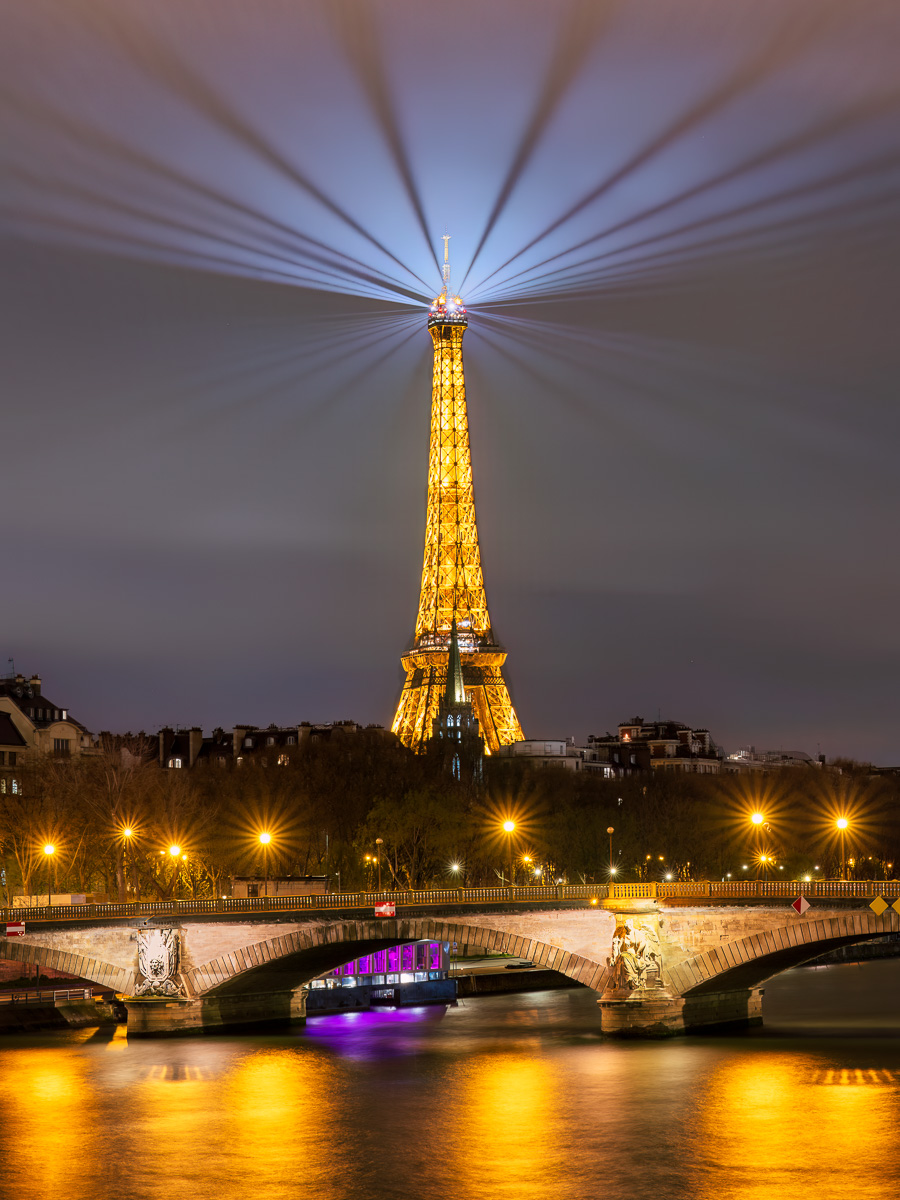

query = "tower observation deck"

[{"left": 391, "top": 242, "right": 523, "bottom": 754}]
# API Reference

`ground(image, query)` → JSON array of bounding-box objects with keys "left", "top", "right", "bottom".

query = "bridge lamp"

[
  {"left": 750, "top": 812, "right": 764, "bottom": 826},
  {"left": 836, "top": 818, "right": 849, "bottom": 882},
  {"left": 259, "top": 832, "right": 273, "bottom": 897},
  {"left": 665, "top": 873, "right": 673, "bottom": 881},
  {"left": 43, "top": 844, "right": 56, "bottom": 909},
  {"left": 502, "top": 820, "right": 515, "bottom": 888},
  {"left": 609, "top": 866, "right": 618, "bottom": 876},
  {"left": 168, "top": 844, "right": 181, "bottom": 858},
  {"left": 375, "top": 837, "right": 384, "bottom": 891}
]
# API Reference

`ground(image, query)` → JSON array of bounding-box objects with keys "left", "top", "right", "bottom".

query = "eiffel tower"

[{"left": 392, "top": 238, "right": 523, "bottom": 754}]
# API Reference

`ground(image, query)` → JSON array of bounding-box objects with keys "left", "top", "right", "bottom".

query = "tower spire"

[
  {"left": 441, "top": 234, "right": 451, "bottom": 298},
  {"left": 391, "top": 241, "right": 523, "bottom": 754}
]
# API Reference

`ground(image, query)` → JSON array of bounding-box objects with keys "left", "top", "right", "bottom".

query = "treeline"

[{"left": 1, "top": 734, "right": 899, "bottom": 904}]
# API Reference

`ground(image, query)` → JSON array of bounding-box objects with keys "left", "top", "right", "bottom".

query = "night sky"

[{"left": 2, "top": 0, "right": 898, "bottom": 762}]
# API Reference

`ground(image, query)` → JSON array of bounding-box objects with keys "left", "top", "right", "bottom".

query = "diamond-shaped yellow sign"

[
  {"left": 870, "top": 897, "right": 888, "bottom": 915},
  {"left": 892, "top": 898, "right": 900, "bottom": 914}
]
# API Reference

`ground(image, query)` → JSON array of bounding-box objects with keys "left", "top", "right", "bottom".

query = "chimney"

[
  {"left": 188, "top": 727, "right": 203, "bottom": 767},
  {"left": 233, "top": 726, "right": 248, "bottom": 758},
  {"left": 29, "top": 675, "right": 41, "bottom": 696},
  {"left": 158, "top": 727, "right": 176, "bottom": 766}
]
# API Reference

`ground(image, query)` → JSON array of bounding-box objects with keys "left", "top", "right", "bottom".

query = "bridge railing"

[
  {"left": 0, "top": 883, "right": 607, "bottom": 925},
  {"left": 609, "top": 880, "right": 900, "bottom": 901}
]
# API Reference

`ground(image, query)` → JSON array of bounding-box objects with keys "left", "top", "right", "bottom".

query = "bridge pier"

[
  {"left": 599, "top": 987, "right": 764, "bottom": 1038},
  {"left": 126, "top": 988, "right": 307, "bottom": 1038}
]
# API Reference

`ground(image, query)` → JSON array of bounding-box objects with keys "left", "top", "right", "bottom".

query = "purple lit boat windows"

[
  {"left": 373, "top": 949, "right": 387, "bottom": 973},
  {"left": 387, "top": 946, "right": 400, "bottom": 972},
  {"left": 415, "top": 943, "right": 427, "bottom": 970},
  {"left": 357, "top": 954, "right": 372, "bottom": 975},
  {"left": 429, "top": 942, "right": 441, "bottom": 970},
  {"left": 401, "top": 944, "right": 415, "bottom": 971}
]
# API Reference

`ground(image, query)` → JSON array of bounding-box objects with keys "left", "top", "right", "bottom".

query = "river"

[{"left": 2, "top": 959, "right": 899, "bottom": 1200}]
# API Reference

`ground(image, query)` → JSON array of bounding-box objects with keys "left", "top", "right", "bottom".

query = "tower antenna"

[{"left": 442, "top": 234, "right": 451, "bottom": 297}]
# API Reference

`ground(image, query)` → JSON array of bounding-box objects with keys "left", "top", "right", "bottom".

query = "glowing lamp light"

[
  {"left": 43, "top": 843, "right": 55, "bottom": 856},
  {"left": 590, "top": 898, "right": 598, "bottom": 906},
  {"left": 259, "top": 832, "right": 272, "bottom": 846},
  {"left": 168, "top": 844, "right": 181, "bottom": 858},
  {"left": 610, "top": 866, "right": 618, "bottom": 875},
  {"left": 836, "top": 817, "right": 849, "bottom": 830},
  {"left": 503, "top": 820, "right": 515, "bottom": 833},
  {"left": 751, "top": 812, "right": 764, "bottom": 825},
  {"left": 123, "top": 827, "right": 133, "bottom": 838},
  {"left": 665, "top": 873, "right": 673, "bottom": 881}
]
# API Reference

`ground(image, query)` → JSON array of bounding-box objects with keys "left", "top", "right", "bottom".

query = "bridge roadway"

[{"left": 2, "top": 880, "right": 898, "bottom": 1038}]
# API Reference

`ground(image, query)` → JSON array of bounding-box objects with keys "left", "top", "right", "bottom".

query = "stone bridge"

[{"left": 2, "top": 881, "right": 898, "bottom": 1037}]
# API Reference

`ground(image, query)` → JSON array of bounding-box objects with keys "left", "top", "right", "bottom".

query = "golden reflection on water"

[
  {"left": 2, "top": 984, "right": 900, "bottom": 1200},
  {"left": 450, "top": 1055, "right": 563, "bottom": 1192},
  {"left": 689, "top": 1052, "right": 900, "bottom": 1200}
]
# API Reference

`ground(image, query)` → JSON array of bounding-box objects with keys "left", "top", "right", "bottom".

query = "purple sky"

[{"left": 2, "top": 0, "right": 898, "bottom": 762}]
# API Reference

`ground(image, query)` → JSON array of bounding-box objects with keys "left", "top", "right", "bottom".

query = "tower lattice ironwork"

[{"left": 392, "top": 241, "right": 523, "bottom": 754}]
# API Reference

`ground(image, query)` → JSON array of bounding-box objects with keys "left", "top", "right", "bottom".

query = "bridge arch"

[
  {"left": 0, "top": 937, "right": 131, "bottom": 993},
  {"left": 672, "top": 911, "right": 900, "bottom": 996},
  {"left": 187, "top": 917, "right": 609, "bottom": 998}
]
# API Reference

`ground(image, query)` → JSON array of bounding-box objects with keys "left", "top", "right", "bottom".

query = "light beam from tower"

[{"left": 392, "top": 241, "right": 523, "bottom": 754}]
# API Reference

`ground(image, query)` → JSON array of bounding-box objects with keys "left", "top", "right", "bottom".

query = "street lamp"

[
  {"left": 259, "top": 832, "right": 272, "bottom": 897},
  {"left": 43, "top": 843, "right": 55, "bottom": 910},
  {"left": 836, "top": 817, "right": 849, "bottom": 881},
  {"left": 375, "top": 837, "right": 384, "bottom": 891},
  {"left": 503, "top": 820, "right": 515, "bottom": 888},
  {"left": 122, "top": 826, "right": 135, "bottom": 903},
  {"left": 168, "top": 844, "right": 181, "bottom": 899}
]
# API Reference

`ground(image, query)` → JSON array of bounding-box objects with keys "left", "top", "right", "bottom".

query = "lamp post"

[
  {"left": 122, "top": 827, "right": 132, "bottom": 900},
  {"left": 168, "top": 844, "right": 181, "bottom": 899},
  {"left": 503, "top": 820, "right": 515, "bottom": 888},
  {"left": 375, "top": 838, "right": 383, "bottom": 891},
  {"left": 43, "top": 843, "right": 55, "bottom": 911},
  {"left": 259, "top": 832, "right": 272, "bottom": 898},
  {"left": 607, "top": 826, "right": 615, "bottom": 878},
  {"left": 836, "top": 817, "right": 848, "bottom": 881}
]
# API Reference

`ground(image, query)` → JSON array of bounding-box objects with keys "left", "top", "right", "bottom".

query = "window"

[
  {"left": 248, "top": 883, "right": 259, "bottom": 898},
  {"left": 286, "top": 735, "right": 296, "bottom": 745},
  {"left": 0, "top": 780, "right": 4, "bottom": 794},
  {"left": 11, "top": 779, "right": 18, "bottom": 794},
  {"left": 53, "top": 738, "right": 71, "bottom": 757},
  {"left": 266, "top": 736, "right": 275, "bottom": 746},
  {"left": 243, "top": 737, "right": 253, "bottom": 748}
]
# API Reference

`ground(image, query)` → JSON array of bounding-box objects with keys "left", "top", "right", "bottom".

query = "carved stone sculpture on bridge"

[
  {"left": 607, "top": 918, "right": 663, "bottom": 993},
  {"left": 134, "top": 928, "right": 185, "bottom": 997}
]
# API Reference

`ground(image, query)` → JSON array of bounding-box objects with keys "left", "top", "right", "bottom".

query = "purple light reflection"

[{"left": 303, "top": 1006, "right": 450, "bottom": 1060}]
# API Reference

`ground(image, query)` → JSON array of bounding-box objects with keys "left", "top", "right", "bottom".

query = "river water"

[{"left": 2, "top": 960, "right": 899, "bottom": 1200}]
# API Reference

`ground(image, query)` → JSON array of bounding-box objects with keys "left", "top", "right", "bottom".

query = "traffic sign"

[
  {"left": 870, "top": 897, "right": 888, "bottom": 915},
  {"left": 791, "top": 895, "right": 810, "bottom": 915},
  {"left": 4, "top": 922, "right": 25, "bottom": 938},
  {"left": 374, "top": 902, "right": 395, "bottom": 917}
]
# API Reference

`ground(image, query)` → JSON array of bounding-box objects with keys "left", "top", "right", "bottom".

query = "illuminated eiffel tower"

[{"left": 392, "top": 238, "right": 523, "bottom": 754}]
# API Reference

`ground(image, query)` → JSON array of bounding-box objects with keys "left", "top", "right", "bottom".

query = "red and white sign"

[
  {"left": 791, "top": 895, "right": 810, "bottom": 915},
  {"left": 4, "top": 922, "right": 25, "bottom": 938},
  {"left": 374, "top": 902, "right": 396, "bottom": 918}
]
